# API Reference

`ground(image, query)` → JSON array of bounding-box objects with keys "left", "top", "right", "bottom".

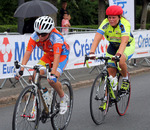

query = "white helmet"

[{"left": 34, "top": 16, "right": 54, "bottom": 33}]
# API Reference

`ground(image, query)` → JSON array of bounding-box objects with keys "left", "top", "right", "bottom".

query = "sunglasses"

[{"left": 36, "top": 32, "right": 48, "bottom": 37}]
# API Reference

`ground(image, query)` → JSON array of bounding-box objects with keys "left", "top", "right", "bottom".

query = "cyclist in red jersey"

[{"left": 15, "top": 16, "right": 70, "bottom": 116}]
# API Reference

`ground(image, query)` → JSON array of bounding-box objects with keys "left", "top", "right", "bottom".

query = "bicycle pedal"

[{"left": 99, "top": 107, "right": 105, "bottom": 111}]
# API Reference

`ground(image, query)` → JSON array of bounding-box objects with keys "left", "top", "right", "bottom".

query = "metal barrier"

[
  {"left": 56, "top": 26, "right": 97, "bottom": 35},
  {"left": 1, "top": 28, "right": 150, "bottom": 89},
  {"left": 0, "top": 76, "right": 30, "bottom": 89}
]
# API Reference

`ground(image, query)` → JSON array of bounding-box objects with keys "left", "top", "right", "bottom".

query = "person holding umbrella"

[{"left": 15, "top": 16, "right": 70, "bottom": 118}]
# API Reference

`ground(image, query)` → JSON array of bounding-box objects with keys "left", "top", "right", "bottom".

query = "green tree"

[
  {"left": 140, "top": 0, "right": 149, "bottom": 29},
  {"left": 57, "top": 0, "right": 98, "bottom": 26},
  {"left": 0, "top": 0, "right": 18, "bottom": 25}
]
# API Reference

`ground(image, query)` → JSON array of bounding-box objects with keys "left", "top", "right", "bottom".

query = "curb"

[{"left": 0, "top": 67, "right": 150, "bottom": 107}]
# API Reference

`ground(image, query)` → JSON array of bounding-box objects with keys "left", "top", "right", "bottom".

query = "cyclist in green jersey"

[{"left": 89, "top": 5, "right": 135, "bottom": 110}]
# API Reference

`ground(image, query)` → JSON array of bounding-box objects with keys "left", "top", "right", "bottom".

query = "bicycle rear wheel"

[
  {"left": 115, "top": 72, "right": 131, "bottom": 116},
  {"left": 90, "top": 73, "right": 109, "bottom": 125},
  {"left": 12, "top": 85, "right": 40, "bottom": 130},
  {"left": 51, "top": 79, "right": 73, "bottom": 130}
]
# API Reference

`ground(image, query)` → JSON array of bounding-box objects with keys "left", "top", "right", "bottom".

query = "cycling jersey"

[
  {"left": 97, "top": 17, "right": 134, "bottom": 48},
  {"left": 26, "top": 28, "right": 69, "bottom": 56},
  {"left": 97, "top": 17, "right": 135, "bottom": 66},
  {"left": 26, "top": 28, "right": 70, "bottom": 74}
]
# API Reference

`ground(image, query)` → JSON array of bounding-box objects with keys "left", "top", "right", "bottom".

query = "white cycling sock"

[
  {"left": 122, "top": 75, "right": 128, "bottom": 80},
  {"left": 60, "top": 94, "right": 65, "bottom": 101}
]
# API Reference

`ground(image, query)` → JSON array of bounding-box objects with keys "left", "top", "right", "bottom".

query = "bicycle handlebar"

[
  {"left": 14, "top": 61, "right": 51, "bottom": 79},
  {"left": 84, "top": 55, "right": 121, "bottom": 71}
]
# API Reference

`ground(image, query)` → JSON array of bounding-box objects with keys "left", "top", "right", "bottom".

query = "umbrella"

[{"left": 14, "top": 0, "right": 58, "bottom": 18}]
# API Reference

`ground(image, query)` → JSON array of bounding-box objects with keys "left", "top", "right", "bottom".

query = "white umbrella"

[{"left": 14, "top": 0, "right": 58, "bottom": 18}]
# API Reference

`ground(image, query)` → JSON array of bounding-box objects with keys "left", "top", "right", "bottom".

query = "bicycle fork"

[
  {"left": 104, "top": 76, "right": 116, "bottom": 99},
  {"left": 21, "top": 86, "right": 38, "bottom": 118}
]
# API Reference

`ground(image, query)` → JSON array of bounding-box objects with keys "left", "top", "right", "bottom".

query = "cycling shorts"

[
  {"left": 106, "top": 39, "right": 135, "bottom": 67},
  {"left": 37, "top": 54, "right": 69, "bottom": 75}
]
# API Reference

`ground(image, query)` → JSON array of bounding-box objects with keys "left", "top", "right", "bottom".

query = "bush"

[
  {"left": 0, "top": 24, "right": 149, "bottom": 33},
  {"left": 0, "top": 25, "right": 17, "bottom": 32},
  {"left": 135, "top": 24, "right": 150, "bottom": 29},
  {"left": 71, "top": 25, "right": 98, "bottom": 29}
]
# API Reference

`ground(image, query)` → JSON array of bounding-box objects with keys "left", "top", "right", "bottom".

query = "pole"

[
  {"left": 133, "top": 0, "right": 136, "bottom": 66},
  {"left": 17, "top": 0, "right": 24, "bottom": 34}
]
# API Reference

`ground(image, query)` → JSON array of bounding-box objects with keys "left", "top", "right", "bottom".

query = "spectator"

[
  {"left": 60, "top": 1, "right": 71, "bottom": 25},
  {"left": 61, "top": 13, "right": 71, "bottom": 35}
]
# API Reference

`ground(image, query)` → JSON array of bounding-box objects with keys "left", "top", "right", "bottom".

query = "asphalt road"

[{"left": 0, "top": 71, "right": 150, "bottom": 130}]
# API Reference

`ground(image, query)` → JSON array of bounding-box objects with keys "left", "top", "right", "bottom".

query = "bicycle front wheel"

[
  {"left": 12, "top": 85, "right": 40, "bottom": 130},
  {"left": 90, "top": 73, "right": 109, "bottom": 125},
  {"left": 51, "top": 79, "right": 73, "bottom": 130},
  {"left": 115, "top": 72, "right": 131, "bottom": 116}
]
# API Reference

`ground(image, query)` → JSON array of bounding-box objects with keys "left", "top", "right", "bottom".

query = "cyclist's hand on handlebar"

[
  {"left": 15, "top": 70, "right": 23, "bottom": 80},
  {"left": 112, "top": 53, "right": 121, "bottom": 62},
  {"left": 47, "top": 74, "right": 58, "bottom": 83},
  {"left": 88, "top": 52, "right": 96, "bottom": 60}
]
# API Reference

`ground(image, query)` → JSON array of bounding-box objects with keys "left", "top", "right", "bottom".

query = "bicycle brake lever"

[
  {"left": 14, "top": 61, "right": 20, "bottom": 69},
  {"left": 84, "top": 55, "right": 91, "bottom": 68},
  {"left": 84, "top": 54, "right": 88, "bottom": 66}
]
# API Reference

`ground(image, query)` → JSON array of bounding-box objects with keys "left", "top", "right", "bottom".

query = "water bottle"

[
  {"left": 42, "top": 87, "right": 51, "bottom": 106},
  {"left": 108, "top": 75, "right": 118, "bottom": 91}
]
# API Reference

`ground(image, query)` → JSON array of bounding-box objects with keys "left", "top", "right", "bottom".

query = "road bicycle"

[
  {"left": 84, "top": 55, "right": 131, "bottom": 125},
  {"left": 12, "top": 61, "right": 73, "bottom": 130}
]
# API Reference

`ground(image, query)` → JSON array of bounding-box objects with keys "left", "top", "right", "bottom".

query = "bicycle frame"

[
  {"left": 85, "top": 55, "right": 121, "bottom": 101},
  {"left": 86, "top": 55, "right": 131, "bottom": 125},
  {"left": 13, "top": 61, "right": 74, "bottom": 130},
  {"left": 14, "top": 61, "right": 54, "bottom": 115}
]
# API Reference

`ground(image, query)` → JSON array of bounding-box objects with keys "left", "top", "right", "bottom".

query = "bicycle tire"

[
  {"left": 90, "top": 73, "right": 109, "bottom": 125},
  {"left": 115, "top": 72, "right": 131, "bottom": 116},
  {"left": 51, "top": 79, "right": 73, "bottom": 130},
  {"left": 12, "top": 85, "right": 40, "bottom": 130}
]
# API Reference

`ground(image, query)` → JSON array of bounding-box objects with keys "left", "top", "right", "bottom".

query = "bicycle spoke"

[
  {"left": 115, "top": 75, "right": 131, "bottom": 116},
  {"left": 51, "top": 79, "right": 73, "bottom": 130},
  {"left": 12, "top": 86, "right": 39, "bottom": 130},
  {"left": 90, "top": 74, "right": 109, "bottom": 125}
]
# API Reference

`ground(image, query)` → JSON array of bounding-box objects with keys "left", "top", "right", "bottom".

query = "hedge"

[
  {"left": 0, "top": 24, "right": 149, "bottom": 33},
  {"left": 0, "top": 25, "right": 17, "bottom": 32}
]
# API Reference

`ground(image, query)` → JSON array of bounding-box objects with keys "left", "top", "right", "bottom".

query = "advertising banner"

[
  {"left": 132, "top": 30, "right": 150, "bottom": 58},
  {"left": 109, "top": 0, "right": 135, "bottom": 31},
  {"left": 0, "top": 30, "right": 150, "bottom": 79},
  {"left": 64, "top": 33, "right": 108, "bottom": 70},
  {"left": 0, "top": 33, "right": 108, "bottom": 79},
  {"left": 0, "top": 34, "right": 43, "bottom": 79}
]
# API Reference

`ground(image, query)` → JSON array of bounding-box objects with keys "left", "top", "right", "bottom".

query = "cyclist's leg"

[
  {"left": 37, "top": 54, "right": 70, "bottom": 115},
  {"left": 106, "top": 44, "right": 117, "bottom": 77},
  {"left": 37, "top": 54, "right": 67, "bottom": 98},
  {"left": 106, "top": 52, "right": 116, "bottom": 77},
  {"left": 121, "top": 39, "right": 135, "bottom": 75},
  {"left": 120, "top": 40, "right": 135, "bottom": 90},
  {"left": 47, "top": 55, "right": 68, "bottom": 96},
  {"left": 118, "top": 54, "right": 127, "bottom": 77},
  {"left": 46, "top": 55, "right": 69, "bottom": 114}
]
